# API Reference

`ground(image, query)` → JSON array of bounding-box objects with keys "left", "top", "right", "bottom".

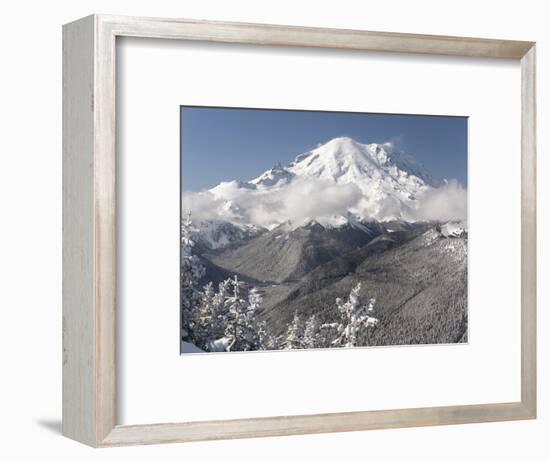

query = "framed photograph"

[{"left": 63, "top": 15, "right": 536, "bottom": 447}]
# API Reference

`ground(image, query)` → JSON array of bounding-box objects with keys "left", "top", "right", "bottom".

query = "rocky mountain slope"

[
  {"left": 259, "top": 224, "right": 468, "bottom": 344},
  {"left": 204, "top": 220, "right": 385, "bottom": 283}
]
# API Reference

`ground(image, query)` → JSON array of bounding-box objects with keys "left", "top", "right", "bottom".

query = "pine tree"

[
  {"left": 223, "top": 276, "right": 266, "bottom": 351},
  {"left": 248, "top": 288, "right": 270, "bottom": 350},
  {"left": 193, "top": 281, "right": 230, "bottom": 350},
  {"left": 188, "top": 273, "right": 275, "bottom": 352},
  {"left": 285, "top": 311, "right": 305, "bottom": 349},
  {"left": 303, "top": 314, "right": 320, "bottom": 349},
  {"left": 181, "top": 212, "right": 205, "bottom": 344},
  {"left": 195, "top": 282, "right": 214, "bottom": 347},
  {"left": 321, "top": 282, "right": 379, "bottom": 348},
  {"left": 211, "top": 279, "right": 231, "bottom": 340},
  {"left": 223, "top": 275, "right": 245, "bottom": 351},
  {"left": 336, "top": 282, "right": 378, "bottom": 347}
]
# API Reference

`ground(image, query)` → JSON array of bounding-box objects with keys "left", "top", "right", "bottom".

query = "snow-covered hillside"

[
  {"left": 193, "top": 220, "right": 264, "bottom": 252},
  {"left": 440, "top": 221, "right": 468, "bottom": 238},
  {"left": 183, "top": 136, "right": 466, "bottom": 229}
]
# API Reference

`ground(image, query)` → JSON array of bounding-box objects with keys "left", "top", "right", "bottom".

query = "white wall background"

[{"left": 0, "top": 0, "right": 546, "bottom": 459}]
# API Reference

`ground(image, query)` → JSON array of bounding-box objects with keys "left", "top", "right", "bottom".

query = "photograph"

[{"left": 180, "top": 107, "right": 468, "bottom": 354}]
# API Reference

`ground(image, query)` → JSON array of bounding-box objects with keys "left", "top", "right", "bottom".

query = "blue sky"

[{"left": 181, "top": 106, "right": 468, "bottom": 192}]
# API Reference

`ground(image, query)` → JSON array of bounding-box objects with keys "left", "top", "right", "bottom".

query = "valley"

[{"left": 197, "top": 219, "right": 467, "bottom": 345}]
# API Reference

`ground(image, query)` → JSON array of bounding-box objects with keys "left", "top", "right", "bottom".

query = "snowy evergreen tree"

[
  {"left": 195, "top": 282, "right": 215, "bottom": 347},
  {"left": 210, "top": 279, "right": 231, "bottom": 339},
  {"left": 185, "top": 271, "right": 274, "bottom": 352},
  {"left": 321, "top": 282, "right": 379, "bottom": 348},
  {"left": 285, "top": 311, "right": 305, "bottom": 349},
  {"left": 302, "top": 314, "right": 320, "bottom": 349},
  {"left": 181, "top": 212, "right": 205, "bottom": 344},
  {"left": 193, "top": 280, "right": 231, "bottom": 350},
  {"left": 221, "top": 276, "right": 268, "bottom": 351},
  {"left": 248, "top": 288, "right": 272, "bottom": 350}
]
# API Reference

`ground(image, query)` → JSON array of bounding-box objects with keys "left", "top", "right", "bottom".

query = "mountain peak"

[
  {"left": 287, "top": 136, "right": 439, "bottom": 188},
  {"left": 324, "top": 136, "right": 358, "bottom": 146},
  {"left": 249, "top": 161, "right": 294, "bottom": 187},
  {"left": 207, "top": 136, "right": 445, "bottom": 226}
]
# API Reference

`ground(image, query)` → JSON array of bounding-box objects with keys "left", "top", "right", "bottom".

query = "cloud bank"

[
  {"left": 409, "top": 180, "right": 467, "bottom": 223},
  {"left": 182, "top": 178, "right": 467, "bottom": 228},
  {"left": 183, "top": 177, "right": 363, "bottom": 229}
]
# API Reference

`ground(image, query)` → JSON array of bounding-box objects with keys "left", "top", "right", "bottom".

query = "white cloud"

[
  {"left": 182, "top": 178, "right": 467, "bottom": 228},
  {"left": 181, "top": 191, "right": 227, "bottom": 222},
  {"left": 406, "top": 180, "right": 467, "bottom": 223},
  {"left": 182, "top": 177, "right": 363, "bottom": 229}
]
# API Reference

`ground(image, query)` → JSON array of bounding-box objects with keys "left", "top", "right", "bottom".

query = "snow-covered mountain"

[
  {"left": 192, "top": 220, "right": 265, "bottom": 252},
  {"left": 183, "top": 136, "right": 465, "bottom": 232},
  {"left": 286, "top": 136, "right": 439, "bottom": 187}
]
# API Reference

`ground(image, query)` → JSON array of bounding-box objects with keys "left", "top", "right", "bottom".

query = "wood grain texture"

[
  {"left": 102, "top": 402, "right": 533, "bottom": 446},
  {"left": 95, "top": 13, "right": 118, "bottom": 444},
  {"left": 63, "top": 15, "right": 118, "bottom": 447},
  {"left": 62, "top": 15, "right": 97, "bottom": 446},
  {"left": 101, "top": 15, "right": 533, "bottom": 58},
  {"left": 520, "top": 45, "right": 537, "bottom": 418},
  {"left": 62, "top": 14, "right": 537, "bottom": 447}
]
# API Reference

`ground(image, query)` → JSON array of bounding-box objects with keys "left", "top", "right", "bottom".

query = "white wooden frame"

[{"left": 62, "top": 14, "right": 537, "bottom": 447}]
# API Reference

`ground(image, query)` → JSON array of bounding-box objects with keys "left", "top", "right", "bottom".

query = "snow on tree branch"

[{"left": 284, "top": 282, "right": 380, "bottom": 350}]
